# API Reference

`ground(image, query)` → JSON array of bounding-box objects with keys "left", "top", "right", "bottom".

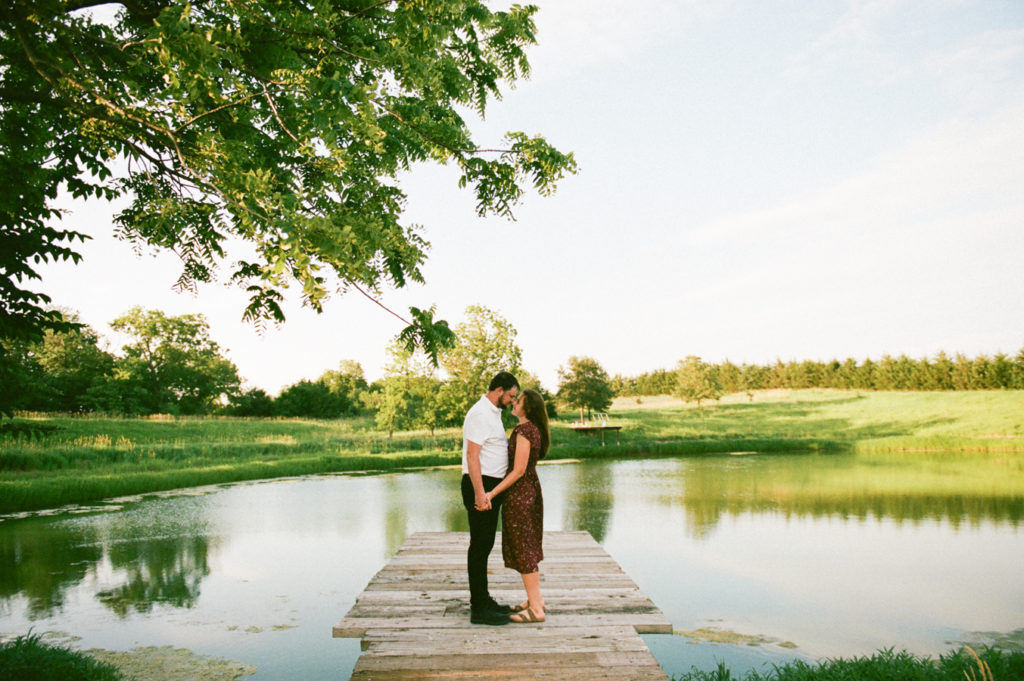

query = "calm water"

[{"left": 1, "top": 453, "right": 1022, "bottom": 679}]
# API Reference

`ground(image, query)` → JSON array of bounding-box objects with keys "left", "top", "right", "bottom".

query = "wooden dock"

[
  {"left": 568, "top": 423, "right": 623, "bottom": 446},
  {"left": 334, "top": 531, "right": 672, "bottom": 680}
]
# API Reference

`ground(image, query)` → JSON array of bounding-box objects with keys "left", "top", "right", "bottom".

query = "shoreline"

[{"left": 3, "top": 389, "right": 1022, "bottom": 514}]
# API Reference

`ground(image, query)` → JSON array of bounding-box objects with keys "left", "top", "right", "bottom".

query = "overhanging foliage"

[{"left": 0, "top": 0, "right": 575, "bottom": 362}]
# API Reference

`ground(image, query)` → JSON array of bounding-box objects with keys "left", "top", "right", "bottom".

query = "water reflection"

[
  {"left": 563, "top": 463, "right": 613, "bottom": 541},
  {"left": 0, "top": 496, "right": 216, "bottom": 620},
  {"left": 0, "top": 453, "right": 1020, "bottom": 680},
  {"left": 645, "top": 453, "right": 1024, "bottom": 538},
  {"left": 444, "top": 493, "right": 469, "bottom": 532},
  {"left": 97, "top": 534, "right": 210, "bottom": 616},
  {"left": 2, "top": 453, "right": 1021, "bottom": 622},
  {"left": 382, "top": 476, "right": 409, "bottom": 556},
  {"left": 0, "top": 517, "right": 101, "bottom": 617}
]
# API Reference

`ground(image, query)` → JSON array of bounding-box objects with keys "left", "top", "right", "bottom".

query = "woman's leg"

[
  {"left": 510, "top": 570, "right": 545, "bottom": 622},
  {"left": 521, "top": 571, "right": 544, "bottom": 614}
]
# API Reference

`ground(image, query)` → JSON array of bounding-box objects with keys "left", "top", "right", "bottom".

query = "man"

[{"left": 461, "top": 371, "right": 520, "bottom": 625}]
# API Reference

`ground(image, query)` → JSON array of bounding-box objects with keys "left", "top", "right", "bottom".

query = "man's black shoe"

[
  {"left": 484, "top": 600, "right": 513, "bottom": 614},
  {"left": 470, "top": 608, "right": 509, "bottom": 625}
]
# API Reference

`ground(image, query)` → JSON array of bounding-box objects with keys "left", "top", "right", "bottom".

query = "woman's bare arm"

[{"left": 486, "top": 433, "right": 531, "bottom": 500}]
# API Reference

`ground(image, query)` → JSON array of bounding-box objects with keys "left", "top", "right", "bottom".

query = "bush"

[
  {"left": 0, "top": 633, "right": 124, "bottom": 681},
  {"left": 274, "top": 380, "right": 354, "bottom": 418},
  {"left": 224, "top": 388, "right": 275, "bottom": 417}
]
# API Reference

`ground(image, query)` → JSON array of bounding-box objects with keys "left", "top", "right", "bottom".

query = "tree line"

[
  {"left": 0, "top": 305, "right": 586, "bottom": 431},
  {"left": 613, "top": 350, "right": 1024, "bottom": 399},
  {"left": 4, "top": 302, "right": 1020, "bottom": 423},
  {"left": 0, "top": 305, "right": 434, "bottom": 419},
  {"left": 3, "top": 306, "right": 255, "bottom": 417}
]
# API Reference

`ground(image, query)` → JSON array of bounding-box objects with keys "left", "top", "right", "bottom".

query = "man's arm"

[
  {"left": 486, "top": 433, "right": 530, "bottom": 501},
  {"left": 465, "top": 440, "right": 491, "bottom": 510}
]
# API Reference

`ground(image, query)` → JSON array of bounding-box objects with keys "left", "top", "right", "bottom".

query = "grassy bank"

[
  {"left": 2, "top": 390, "right": 1022, "bottom": 514},
  {"left": 0, "top": 633, "right": 123, "bottom": 681},
  {"left": 673, "top": 647, "right": 1024, "bottom": 681},
  {"left": 4, "top": 634, "right": 1019, "bottom": 681},
  {"left": 0, "top": 633, "right": 255, "bottom": 681}
]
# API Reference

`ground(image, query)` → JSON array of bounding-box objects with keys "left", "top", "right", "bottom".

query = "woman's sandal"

[
  {"left": 510, "top": 601, "right": 529, "bottom": 613},
  {"left": 509, "top": 607, "right": 545, "bottom": 623}
]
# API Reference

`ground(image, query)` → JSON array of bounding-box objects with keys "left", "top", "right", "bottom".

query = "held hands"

[{"left": 475, "top": 492, "right": 493, "bottom": 511}]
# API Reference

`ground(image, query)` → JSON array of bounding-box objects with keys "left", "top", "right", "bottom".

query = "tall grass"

[
  {"left": 2, "top": 390, "right": 1022, "bottom": 514},
  {"left": 0, "top": 633, "right": 124, "bottom": 681},
  {"left": 672, "top": 647, "right": 1024, "bottom": 681}
]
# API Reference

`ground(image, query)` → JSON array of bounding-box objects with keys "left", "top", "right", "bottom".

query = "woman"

[{"left": 485, "top": 388, "right": 550, "bottom": 623}]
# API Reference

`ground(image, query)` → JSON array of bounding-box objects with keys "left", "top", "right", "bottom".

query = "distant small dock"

[
  {"left": 568, "top": 422, "right": 623, "bottom": 445},
  {"left": 334, "top": 531, "right": 672, "bottom": 680}
]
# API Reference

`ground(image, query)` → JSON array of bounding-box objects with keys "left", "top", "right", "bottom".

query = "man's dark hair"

[{"left": 488, "top": 371, "right": 519, "bottom": 392}]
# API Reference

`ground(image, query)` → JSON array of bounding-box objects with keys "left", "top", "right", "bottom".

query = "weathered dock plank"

[
  {"left": 334, "top": 531, "right": 672, "bottom": 680},
  {"left": 335, "top": 613, "right": 676, "bottom": 638}
]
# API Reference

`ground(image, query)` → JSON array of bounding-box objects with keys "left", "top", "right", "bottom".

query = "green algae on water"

[
  {"left": 955, "top": 628, "right": 1024, "bottom": 652},
  {"left": 87, "top": 645, "right": 256, "bottom": 681},
  {"left": 675, "top": 626, "right": 798, "bottom": 648}
]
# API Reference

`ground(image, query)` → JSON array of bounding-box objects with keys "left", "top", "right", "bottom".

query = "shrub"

[{"left": 0, "top": 633, "right": 124, "bottom": 681}]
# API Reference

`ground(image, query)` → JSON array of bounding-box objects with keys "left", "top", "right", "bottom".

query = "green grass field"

[{"left": 2, "top": 389, "right": 1022, "bottom": 514}]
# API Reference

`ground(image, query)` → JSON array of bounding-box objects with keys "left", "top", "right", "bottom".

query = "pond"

[{"left": 1, "top": 452, "right": 1022, "bottom": 679}]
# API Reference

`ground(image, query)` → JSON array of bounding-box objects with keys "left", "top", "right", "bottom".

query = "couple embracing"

[{"left": 461, "top": 371, "right": 550, "bottom": 625}]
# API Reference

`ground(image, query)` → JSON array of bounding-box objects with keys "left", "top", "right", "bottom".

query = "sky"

[{"left": 37, "top": 0, "right": 1024, "bottom": 395}]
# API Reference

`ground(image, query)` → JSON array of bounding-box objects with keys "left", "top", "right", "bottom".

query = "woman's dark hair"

[
  {"left": 521, "top": 388, "right": 550, "bottom": 459},
  {"left": 489, "top": 371, "right": 519, "bottom": 392}
]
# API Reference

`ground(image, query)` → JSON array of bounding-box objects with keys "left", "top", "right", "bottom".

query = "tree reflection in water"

[
  {"left": 564, "top": 463, "right": 614, "bottom": 542},
  {"left": 0, "top": 496, "right": 215, "bottom": 620},
  {"left": 0, "top": 517, "right": 101, "bottom": 618},
  {"left": 651, "top": 453, "right": 1024, "bottom": 538},
  {"left": 96, "top": 534, "right": 210, "bottom": 616},
  {"left": 1, "top": 452, "right": 1020, "bottom": 626}
]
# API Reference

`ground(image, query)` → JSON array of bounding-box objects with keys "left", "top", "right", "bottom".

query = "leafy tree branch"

[{"left": 1, "top": 0, "right": 577, "bottom": 366}]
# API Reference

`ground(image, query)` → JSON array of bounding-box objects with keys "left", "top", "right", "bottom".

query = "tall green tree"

[
  {"left": 31, "top": 313, "right": 114, "bottom": 412},
  {"left": 557, "top": 356, "right": 614, "bottom": 422},
  {"left": 110, "top": 307, "right": 240, "bottom": 414},
  {"left": 1, "top": 1, "right": 576, "bottom": 361},
  {"left": 1014, "top": 349, "right": 1024, "bottom": 389},
  {"left": 0, "top": 337, "right": 38, "bottom": 415},
  {"left": 951, "top": 353, "right": 974, "bottom": 390},
  {"left": 714, "top": 359, "right": 742, "bottom": 395},
  {"left": 371, "top": 377, "right": 409, "bottom": 439},
  {"left": 370, "top": 339, "right": 440, "bottom": 437},
  {"left": 674, "top": 355, "right": 721, "bottom": 411},
  {"left": 517, "top": 368, "right": 557, "bottom": 418},
  {"left": 0, "top": 310, "right": 114, "bottom": 414},
  {"left": 435, "top": 304, "right": 523, "bottom": 426},
  {"left": 0, "top": 227, "right": 88, "bottom": 415},
  {"left": 315, "top": 359, "right": 368, "bottom": 415},
  {"left": 931, "top": 351, "right": 955, "bottom": 390}
]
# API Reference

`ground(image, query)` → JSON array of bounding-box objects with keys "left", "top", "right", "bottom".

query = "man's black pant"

[{"left": 461, "top": 473, "right": 504, "bottom": 610}]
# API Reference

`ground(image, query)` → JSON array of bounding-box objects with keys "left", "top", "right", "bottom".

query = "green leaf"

[{"left": 398, "top": 306, "right": 457, "bottom": 366}]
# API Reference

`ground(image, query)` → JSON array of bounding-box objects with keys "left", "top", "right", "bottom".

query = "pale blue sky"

[{"left": 40, "top": 1, "right": 1024, "bottom": 394}]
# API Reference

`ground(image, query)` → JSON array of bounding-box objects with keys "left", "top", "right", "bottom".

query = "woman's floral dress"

[{"left": 501, "top": 421, "right": 543, "bottom": 573}]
